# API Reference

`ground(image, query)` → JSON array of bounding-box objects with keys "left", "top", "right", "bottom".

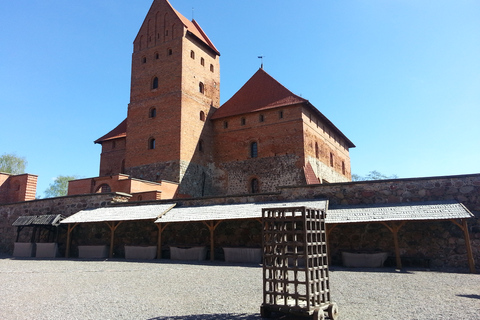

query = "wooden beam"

[
  {"left": 65, "top": 223, "right": 79, "bottom": 258},
  {"left": 450, "top": 219, "right": 476, "bottom": 273},
  {"left": 156, "top": 223, "right": 169, "bottom": 259},
  {"left": 326, "top": 223, "right": 338, "bottom": 266},
  {"left": 203, "top": 221, "right": 221, "bottom": 261},
  {"left": 105, "top": 221, "right": 123, "bottom": 259},
  {"left": 381, "top": 221, "right": 406, "bottom": 270}
]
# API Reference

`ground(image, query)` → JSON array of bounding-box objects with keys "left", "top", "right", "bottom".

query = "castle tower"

[{"left": 125, "top": 0, "right": 220, "bottom": 196}]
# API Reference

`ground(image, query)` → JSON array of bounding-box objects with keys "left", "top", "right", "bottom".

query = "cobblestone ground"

[{"left": 0, "top": 257, "right": 478, "bottom": 319}]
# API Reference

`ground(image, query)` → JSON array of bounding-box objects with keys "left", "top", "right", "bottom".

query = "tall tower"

[{"left": 125, "top": 0, "right": 220, "bottom": 196}]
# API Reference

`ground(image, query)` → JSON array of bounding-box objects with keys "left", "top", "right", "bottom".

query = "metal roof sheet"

[
  {"left": 60, "top": 203, "right": 175, "bottom": 224},
  {"left": 155, "top": 200, "right": 329, "bottom": 224},
  {"left": 327, "top": 200, "right": 473, "bottom": 224},
  {"left": 12, "top": 214, "right": 64, "bottom": 227}
]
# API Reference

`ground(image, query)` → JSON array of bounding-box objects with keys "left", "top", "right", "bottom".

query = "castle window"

[
  {"left": 112, "top": 141, "right": 116, "bottom": 149},
  {"left": 223, "top": 121, "right": 228, "bottom": 129},
  {"left": 168, "top": 48, "right": 173, "bottom": 55},
  {"left": 210, "top": 64, "right": 214, "bottom": 72},
  {"left": 342, "top": 161, "right": 346, "bottom": 175},
  {"left": 190, "top": 50, "right": 195, "bottom": 59},
  {"left": 330, "top": 152, "right": 334, "bottom": 167},
  {"left": 250, "top": 142, "right": 258, "bottom": 158},
  {"left": 96, "top": 184, "right": 111, "bottom": 193},
  {"left": 200, "top": 111, "right": 205, "bottom": 121},
  {"left": 201, "top": 57, "right": 205, "bottom": 66},
  {"left": 279, "top": 110, "right": 284, "bottom": 119},
  {"left": 149, "top": 138, "right": 156, "bottom": 150},
  {"left": 199, "top": 139, "right": 204, "bottom": 152},
  {"left": 152, "top": 77, "right": 159, "bottom": 89},
  {"left": 149, "top": 107, "right": 157, "bottom": 118},
  {"left": 315, "top": 142, "right": 319, "bottom": 159},
  {"left": 142, "top": 56, "right": 147, "bottom": 63},
  {"left": 259, "top": 114, "right": 264, "bottom": 122},
  {"left": 241, "top": 117, "right": 246, "bottom": 126},
  {"left": 250, "top": 178, "right": 259, "bottom": 194},
  {"left": 155, "top": 52, "right": 159, "bottom": 59},
  {"left": 199, "top": 82, "right": 204, "bottom": 94}
]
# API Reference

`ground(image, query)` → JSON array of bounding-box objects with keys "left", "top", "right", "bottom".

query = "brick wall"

[{"left": 0, "top": 173, "right": 38, "bottom": 204}]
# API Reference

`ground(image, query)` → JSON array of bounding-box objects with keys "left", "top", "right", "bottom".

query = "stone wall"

[
  {"left": 1, "top": 174, "right": 478, "bottom": 271},
  {"left": 0, "top": 193, "right": 130, "bottom": 254}
]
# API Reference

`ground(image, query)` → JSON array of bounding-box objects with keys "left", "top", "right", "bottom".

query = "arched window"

[
  {"left": 210, "top": 64, "right": 214, "bottom": 72},
  {"left": 250, "top": 142, "right": 258, "bottom": 158},
  {"left": 152, "top": 77, "right": 159, "bottom": 89},
  {"left": 200, "top": 57, "right": 205, "bottom": 66},
  {"left": 142, "top": 56, "right": 147, "bottom": 63},
  {"left": 199, "top": 111, "right": 205, "bottom": 121},
  {"left": 149, "top": 107, "right": 157, "bottom": 118},
  {"left": 315, "top": 142, "right": 319, "bottom": 159},
  {"left": 342, "top": 161, "right": 346, "bottom": 175},
  {"left": 149, "top": 138, "right": 156, "bottom": 150},
  {"left": 199, "top": 82, "right": 204, "bottom": 94},
  {"left": 168, "top": 48, "right": 173, "bottom": 55},
  {"left": 330, "top": 152, "right": 334, "bottom": 167},
  {"left": 199, "top": 139, "right": 204, "bottom": 152},
  {"left": 96, "top": 184, "right": 111, "bottom": 193},
  {"left": 259, "top": 114, "right": 264, "bottom": 122},
  {"left": 155, "top": 52, "right": 159, "bottom": 59},
  {"left": 190, "top": 50, "right": 195, "bottom": 59},
  {"left": 250, "top": 178, "right": 259, "bottom": 194},
  {"left": 241, "top": 117, "right": 246, "bottom": 126}
]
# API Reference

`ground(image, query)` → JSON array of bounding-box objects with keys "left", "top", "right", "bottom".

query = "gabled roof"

[
  {"left": 94, "top": 118, "right": 127, "bottom": 144},
  {"left": 211, "top": 68, "right": 307, "bottom": 120},
  {"left": 137, "top": 0, "right": 219, "bottom": 56},
  {"left": 211, "top": 68, "right": 355, "bottom": 148}
]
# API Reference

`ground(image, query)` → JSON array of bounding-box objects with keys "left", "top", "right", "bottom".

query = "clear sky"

[{"left": 1, "top": 0, "right": 479, "bottom": 197}]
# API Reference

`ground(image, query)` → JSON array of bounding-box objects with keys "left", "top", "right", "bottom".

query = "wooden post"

[
  {"left": 381, "top": 221, "right": 406, "bottom": 270},
  {"left": 65, "top": 223, "right": 78, "bottom": 258},
  {"left": 156, "top": 223, "right": 169, "bottom": 259},
  {"left": 450, "top": 219, "right": 476, "bottom": 274},
  {"left": 204, "top": 221, "right": 221, "bottom": 261},
  {"left": 326, "top": 223, "right": 338, "bottom": 266},
  {"left": 105, "top": 221, "right": 122, "bottom": 259}
]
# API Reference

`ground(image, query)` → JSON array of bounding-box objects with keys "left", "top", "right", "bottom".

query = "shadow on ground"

[{"left": 148, "top": 314, "right": 262, "bottom": 320}]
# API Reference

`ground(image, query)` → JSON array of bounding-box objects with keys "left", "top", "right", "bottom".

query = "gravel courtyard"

[{"left": 0, "top": 257, "right": 478, "bottom": 320}]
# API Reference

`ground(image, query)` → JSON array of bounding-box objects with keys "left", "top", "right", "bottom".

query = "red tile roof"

[
  {"left": 169, "top": 2, "right": 220, "bottom": 55},
  {"left": 94, "top": 119, "right": 127, "bottom": 144},
  {"left": 211, "top": 68, "right": 307, "bottom": 120}
]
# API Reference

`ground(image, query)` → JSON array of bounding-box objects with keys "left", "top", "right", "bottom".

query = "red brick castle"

[{"left": 68, "top": 0, "right": 355, "bottom": 200}]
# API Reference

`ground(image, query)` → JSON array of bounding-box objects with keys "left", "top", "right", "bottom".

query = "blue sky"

[{"left": 1, "top": 0, "right": 479, "bottom": 197}]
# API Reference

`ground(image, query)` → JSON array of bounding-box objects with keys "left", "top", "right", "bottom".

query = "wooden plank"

[{"left": 65, "top": 223, "right": 79, "bottom": 258}]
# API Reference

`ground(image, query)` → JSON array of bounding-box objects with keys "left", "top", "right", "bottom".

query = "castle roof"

[
  {"left": 137, "top": 0, "right": 219, "bottom": 56},
  {"left": 212, "top": 68, "right": 355, "bottom": 148},
  {"left": 94, "top": 118, "right": 127, "bottom": 144},
  {"left": 212, "top": 68, "right": 307, "bottom": 120}
]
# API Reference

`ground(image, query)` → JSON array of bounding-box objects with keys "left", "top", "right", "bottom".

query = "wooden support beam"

[
  {"left": 105, "top": 221, "right": 123, "bottom": 259},
  {"left": 381, "top": 221, "right": 406, "bottom": 270},
  {"left": 326, "top": 223, "right": 338, "bottom": 266},
  {"left": 65, "top": 223, "right": 79, "bottom": 258},
  {"left": 156, "top": 223, "right": 169, "bottom": 259},
  {"left": 203, "top": 221, "right": 221, "bottom": 261},
  {"left": 450, "top": 219, "right": 476, "bottom": 274}
]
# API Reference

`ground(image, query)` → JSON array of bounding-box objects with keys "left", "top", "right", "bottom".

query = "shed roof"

[
  {"left": 155, "top": 200, "right": 329, "bottom": 224},
  {"left": 60, "top": 203, "right": 175, "bottom": 224},
  {"left": 12, "top": 214, "right": 65, "bottom": 227},
  {"left": 94, "top": 118, "right": 127, "bottom": 144},
  {"left": 327, "top": 200, "right": 473, "bottom": 224}
]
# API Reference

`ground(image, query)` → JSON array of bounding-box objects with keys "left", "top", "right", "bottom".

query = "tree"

[
  {"left": 0, "top": 153, "right": 27, "bottom": 174},
  {"left": 352, "top": 170, "right": 398, "bottom": 181},
  {"left": 44, "top": 175, "right": 80, "bottom": 198}
]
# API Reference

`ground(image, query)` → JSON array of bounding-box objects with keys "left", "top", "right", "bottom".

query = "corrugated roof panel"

[
  {"left": 327, "top": 201, "right": 473, "bottom": 224},
  {"left": 12, "top": 214, "right": 64, "bottom": 227},
  {"left": 60, "top": 203, "right": 175, "bottom": 224},
  {"left": 155, "top": 200, "right": 328, "bottom": 224}
]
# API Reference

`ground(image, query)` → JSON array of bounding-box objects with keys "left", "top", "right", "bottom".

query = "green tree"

[
  {"left": 44, "top": 175, "right": 80, "bottom": 198},
  {"left": 0, "top": 153, "right": 27, "bottom": 174},
  {"left": 352, "top": 170, "right": 398, "bottom": 181}
]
